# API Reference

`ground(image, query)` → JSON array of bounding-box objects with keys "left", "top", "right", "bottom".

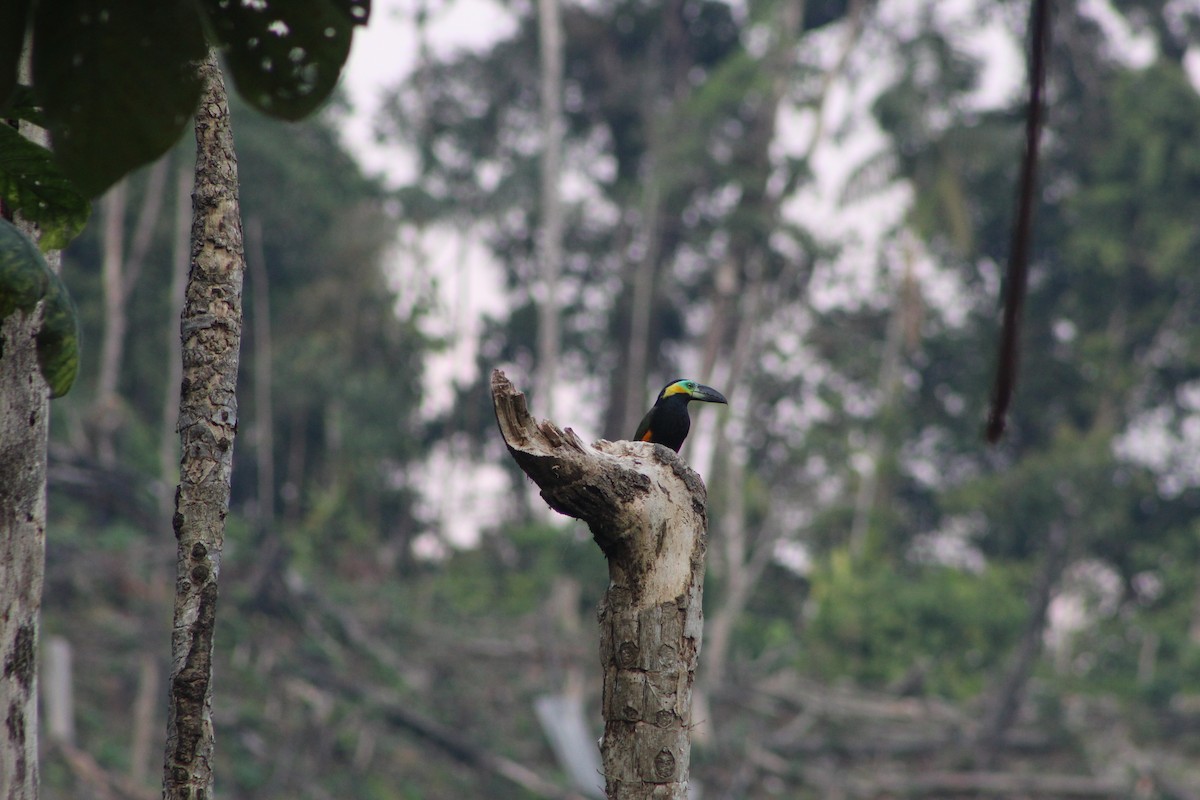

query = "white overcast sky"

[{"left": 340, "top": 0, "right": 517, "bottom": 186}]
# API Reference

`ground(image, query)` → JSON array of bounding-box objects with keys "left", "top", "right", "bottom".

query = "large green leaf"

[
  {"left": 0, "top": 0, "right": 31, "bottom": 110},
  {"left": 0, "top": 217, "right": 80, "bottom": 397},
  {"left": 198, "top": 0, "right": 369, "bottom": 121},
  {"left": 0, "top": 216, "right": 49, "bottom": 318},
  {"left": 35, "top": 266, "right": 80, "bottom": 398},
  {"left": 31, "top": 0, "right": 207, "bottom": 197},
  {"left": 0, "top": 124, "right": 91, "bottom": 251}
]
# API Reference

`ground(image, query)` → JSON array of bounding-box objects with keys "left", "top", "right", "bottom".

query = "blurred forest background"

[{"left": 37, "top": 0, "right": 1200, "bottom": 797}]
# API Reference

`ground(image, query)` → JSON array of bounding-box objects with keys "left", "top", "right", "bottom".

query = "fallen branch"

[
  {"left": 859, "top": 770, "right": 1124, "bottom": 798},
  {"left": 52, "top": 740, "right": 158, "bottom": 800},
  {"left": 355, "top": 682, "right": 588, "bottom": 800}
]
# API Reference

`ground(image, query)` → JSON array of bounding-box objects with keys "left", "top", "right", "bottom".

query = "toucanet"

[{"left": 633, "top": 379, "right": 728, "bottom": 452}]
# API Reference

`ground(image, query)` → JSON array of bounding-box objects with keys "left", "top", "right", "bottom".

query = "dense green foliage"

[
  {"left": 0, "top": 0, "right": 373, "bottom": 408},
  {"left": 0, "top": 118, "right": 90, "bottom": 251},
  {"left": 2, "top": 0, "right": 370, "bottom": 198},
  {"left": 0, "top": 216, "right": 49, "bottom": 314},
  {"left": 804, "top": 554, "right": 1028, "bottom": 697}
]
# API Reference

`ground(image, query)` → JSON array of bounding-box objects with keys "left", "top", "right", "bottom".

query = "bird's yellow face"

[{"left": 663, "top": 380, "right": 698, "bottom": 399}]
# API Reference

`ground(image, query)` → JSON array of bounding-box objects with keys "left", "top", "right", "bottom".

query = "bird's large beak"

[{"left": 690, "top": 384, "right": 728, "bottom": 404}]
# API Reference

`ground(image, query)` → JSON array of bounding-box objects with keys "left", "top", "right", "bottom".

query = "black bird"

[{"left": 633, "top": 379, "right": 728, "bottom": 452}]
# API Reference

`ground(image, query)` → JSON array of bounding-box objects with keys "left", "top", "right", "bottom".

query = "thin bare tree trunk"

[
  {"left": 162, "top": 51, "right": 245, "bottom": 800},
  {"left": 94, "top": 161, "right": 168, "bottom": 465},
  {"left": 158, "top": 164, "right": 192, "bottom": 523},
  {"left": 692, "top": 259, "right": 769, "bottom": 748},
  {"left": 620, "top": 164, "right": 662, "bottom": 438},
  {"left": 492, "top": 370, "right": 706, "bottom": 800},
  {"left": 95, "top": 181, "right": 129, "bottom": 464},
  {"left": 849, "top": 256, "right": 919, "bottom": 557},
  {"left": 242, "top": 216, "right": 287, "bottom": 598},
  {"left": 973, "top": 520, "right": 1071, "bottom": 767},
  {"left": 535, "top": 0, "right": 564, "bottom": 418},
  {"left": 41, "top": 636, "right": 73, "bottom": 744},
  {"left": 246, "top": 217, "right": 275, "bottom": 535},
  {"left": 0, "top": 57, "right": 56, "bottom": 798},
  {"left": 125, "top": 159, "right": 170, "bottom": 286},
  {"left": 129, "top": 653, "right": 160, "bottom": 788},
  {"left": 613, "top": 21, "right": 675, "bottom": 441}
]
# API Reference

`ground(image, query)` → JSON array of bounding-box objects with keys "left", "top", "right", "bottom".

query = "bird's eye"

[{"left": 687, "top": 382, "right": 696, "bottom": 389}]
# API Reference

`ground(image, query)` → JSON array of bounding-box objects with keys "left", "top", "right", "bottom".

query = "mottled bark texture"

[
  {"left": 0, "top": 117, "right": 57, "bottom": 800},
  {"left": 491, "top": 370, "right": 706, "bottom": 800},
  {"left": 163, "top": 52, "right": 244, "bottom": 800}
]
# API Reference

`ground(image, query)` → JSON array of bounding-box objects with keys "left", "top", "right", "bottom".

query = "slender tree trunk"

[
  {"left": 162, "top": 52, "right": 245, "bottom": 800},
  {"left": 94, "top": 162, "right": 169, "bottom": 466},
  {"left": 0, "top": 67, "right": 56, "bottom": 800},
  {"left": 94, "top": 181, "right": 129, "bottom": 464},
  {"left": 243, "top": 216, "right": 288, "bottom": 598},
  {"left": 973, "top": 520, "right": 1072, "bottom": 767},
  {"left": 246, "top": 217, "right": 275, "bottom": 535},
  {"left": 619, "top": 163, "right": 662, "bottom": 439},
  {"left": 614, "top": 25, "right": 671, "bottom": 440},
  {"left": 158, "top": 163, "right": 193, "bottom": 523},
  {"left": 849, "top": 256, "right": 919, "bottom": 557},
  {"left": 535, "top": 0, "right": 564, "bottom": 418},
  {"left": 41, "top": 636, "right": 73, "bottom": 744},
  {"left": 492, "top": 370, "right": 706, "bottom": 800},
  {"left": 129, "top": 653, "right": 160, "bottom": 788},
  {"left": 125, "top": 159, "right": 170, "bottom": 286},
  {"left": 692, "top": 259, "right": 766, "bottom": 748}
]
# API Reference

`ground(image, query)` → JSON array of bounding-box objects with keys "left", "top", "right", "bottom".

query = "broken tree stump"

[{"left": 491, "top": 369, "right": 707, "bottom": 800}]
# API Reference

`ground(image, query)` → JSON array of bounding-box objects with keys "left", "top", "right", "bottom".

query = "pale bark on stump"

[
  {"left": 163, "top": 52, "right": 245, "bottom": 800},
  {"left": 491, "top": 370, "right": 706, "bottom": 800},
  {"left": 0, "top": 101, "right": 56, "bottom": 800}
]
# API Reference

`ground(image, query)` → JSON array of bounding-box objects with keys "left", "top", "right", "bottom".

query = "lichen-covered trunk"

[
  {"left": 162, "top": 52, "right": 245, "bottom": 800},
  {"left": 0, "top": 262, "right": 52, "bottom": 800},
  {"left": 0, "top": 115, "right": 58, "bottom": 800},
  {"left": 491, "top": 370, "right": 706, "bottom": 800}
]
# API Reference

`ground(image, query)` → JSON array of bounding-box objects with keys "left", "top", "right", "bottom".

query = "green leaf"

[
  {"left": 0, "top": 124, "right": 91, "bottom": 251},
  {"left": 35, "top": 267, "right": 80, "bottom": 398},
  {"left": 199, "top": 0, "right": 369, "bottom": 121},
  {"left": 32, "top": 0, "right": 207, "bottom": 197},
  {"left": 0, "top": 0, "right": 31, "bottom": 110},
  {"left": 0, "top": 216, "right": 49, "bottom": 318},
  {"left": 0, "top": 217, "right": 81, "bottom": 397}
]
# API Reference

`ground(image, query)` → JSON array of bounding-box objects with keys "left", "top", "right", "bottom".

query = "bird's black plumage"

[{"left": 633, "top": 379, "right": 728, "bottom": 452}]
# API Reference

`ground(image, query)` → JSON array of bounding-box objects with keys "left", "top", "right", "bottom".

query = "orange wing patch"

[{"left": 640, "top": 430, "right": 655, "bottom": 442}]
